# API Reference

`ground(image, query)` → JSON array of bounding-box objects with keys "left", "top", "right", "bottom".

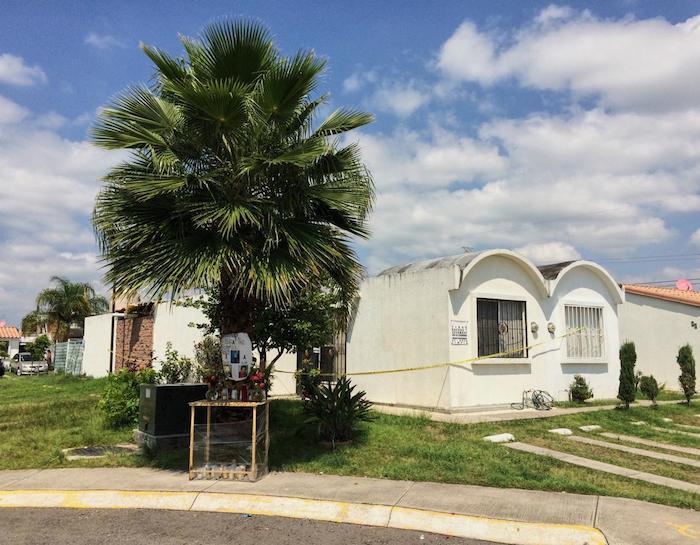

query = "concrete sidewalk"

[{"left": 0, "top": 468, "right": 698, "bottom": 545}]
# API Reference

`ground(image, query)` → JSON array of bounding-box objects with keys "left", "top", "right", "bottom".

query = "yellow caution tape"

[{"left": 277, "top": 327, "right": 584, "bottom": 378}]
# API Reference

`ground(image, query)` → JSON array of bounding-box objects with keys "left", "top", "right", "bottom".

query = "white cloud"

[
  {"left": 515, "top": 242, "right": 581, "bottom": 264},
  {"left": 438, "top": 8, "right": 700, "bottom": 111},
  {"left": 0, "top": 95, "right": 28, "bottom": 124},
  {"left": 0, "top": 53, "right": 46, "bottom": 86},
  {"left": 85, "top": 32, "right": 125, "bottom": 50},
  {"left": 370, "top": 83, "right": 430, "bottom": 117},
  {"left": 0, "top": 118, "right": 121, "bottom": 325},
  {"left": 691, "top": 228, "right": 700, "bottom": 247},
  {"left": 354, "top": 125, "right": 506, "bottom": 190},
  {"left": 356, "top": 106, "right": 700, "bottom": 273}
]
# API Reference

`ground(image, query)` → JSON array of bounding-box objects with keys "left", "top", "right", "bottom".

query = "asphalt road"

[{"left": 0, "top": 508, "right": 498, "bottom": 545}]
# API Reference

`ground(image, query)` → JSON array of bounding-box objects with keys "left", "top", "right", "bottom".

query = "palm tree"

[
  {"left": 92, "top": 20, "right": 374, "bottom": 355},
  {"left": 21, "top": 310, "right": 46, "bottom": 337},
  {"left": 36, "top": 277, "right": 109, "bottom": 341}
]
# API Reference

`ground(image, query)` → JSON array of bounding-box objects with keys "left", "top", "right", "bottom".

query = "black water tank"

[{"left": 139, "top": 383, "right": 208, "bottom": 436}]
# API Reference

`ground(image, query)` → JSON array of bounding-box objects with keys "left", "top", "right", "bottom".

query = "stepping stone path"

[
  {"left": 61, "top": 444, "right": 139, "bottom": 461},
  {"left": 674, "top": 423, "right": 700, "bottom": 431},
  {"left": 579, "top": 425, "right": 601, "bottom": 432},
  {"left": 505, "top": 442, "right": 700, "bottom": 494},
  {"left": 483, "top": 433, "right": 515, "bottom": 443},
  {"left": 631, "top": 421, "right": 647, "bottom": 426},
  {"left": 568, "top": 435, "right": 700, "bottom": 468},
  {"left": 600, "top": 432, "right": 700, "bottom": 457},
  {"left": 662, "top": 418, "right": 674, "bottom": 423},
  {"left": 651, "top": 426, "right": 700, "bottom": 439},
  {"left": 548, "top": 428, "right": 573, "bottom": 435}
]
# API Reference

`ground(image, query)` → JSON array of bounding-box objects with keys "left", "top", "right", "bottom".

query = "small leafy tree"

[
  {"left": 295, "top": 358, "right": 322, "bottom": 400},
  {"left": 569, "top": 375, "right": 593, "bottom": 403},
  {"left": 157, "top": 342, "right": 194, "bottom": 384},
  {"left": 639, "top": 374, "right": 659, "bottom": 406},
  {"left": 26, "top": 335, "right": 52, "bottom": 362},
  {"left": 678, "top": 344, "right": 696, "bottom": 405},
  {"left": 618, "top": 342, "right": 637, "bottom": 409},
  {"left": 303, "top": 377, "right": 373, "bottom": 449},
  {"left": 184, "top": 279, "right": 343, "bottom": 371}
]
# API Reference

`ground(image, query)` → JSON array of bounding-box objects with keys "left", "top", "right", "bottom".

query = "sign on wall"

[{"left": 451, "top": 320, "right": 468, "bottom": 345}]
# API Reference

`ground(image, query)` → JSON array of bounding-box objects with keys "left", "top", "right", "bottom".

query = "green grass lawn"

[
  {"left": 0, "top": 374, "right": 133, "bottom": 469},
  {"left": 2, "top": 373, "right": 699, "bottom": 510}
]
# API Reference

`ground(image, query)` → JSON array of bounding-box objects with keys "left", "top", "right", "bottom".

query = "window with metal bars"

[
  {"left": 565, "top": 305, "right": 605, "bottom": 359},
  {"left": 476, "top": 298, "right": 527, "bottom": 358}
]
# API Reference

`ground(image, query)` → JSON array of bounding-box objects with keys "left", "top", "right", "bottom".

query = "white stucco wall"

[
  {"left": 268, "top": 351, "right": 298, "bottom": 397},
  {"left": 346, "top": 266, "right": 456, "bottom": 409},
  {"left": 7, "top": 339, "right": 19, "bottom": 358},
  {"left": 83, "top": 313, "right": 118, "bottom": 377},
  {"left": 347, "top": 253, "right": 622, "bottom": 410},
  {"left": 619, "top": 293, "right": 700, "bottom": 389},
  {"left": 152, "top": 302, "right": 208, "bottom": 370}
]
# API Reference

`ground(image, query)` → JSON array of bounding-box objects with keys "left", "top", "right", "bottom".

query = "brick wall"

[{"left": 114, "top": 315, "right": 154, "bottom": 371}]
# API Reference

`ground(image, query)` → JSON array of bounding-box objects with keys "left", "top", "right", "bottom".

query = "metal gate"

[{"left": 54, "top": 339, "right": 84, "bottom": 374}]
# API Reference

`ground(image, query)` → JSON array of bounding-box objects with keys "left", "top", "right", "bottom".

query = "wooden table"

[{"left": 188, "top": 400, "right": 269, "bottom": 481}]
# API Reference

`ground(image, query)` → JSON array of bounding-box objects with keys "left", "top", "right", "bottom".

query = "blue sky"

[{"left": 2, "top": 0, "right": 700, "bottom": 324}]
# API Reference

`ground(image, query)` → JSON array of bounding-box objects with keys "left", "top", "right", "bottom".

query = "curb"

[{"left": 0, "top": 489, "right": 607, "bottom": 545}]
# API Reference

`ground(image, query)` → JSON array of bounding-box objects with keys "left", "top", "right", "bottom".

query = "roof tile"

[
  {"left": 0, "top": 326, "right": 21, "bottom": 339},
  {"left": 623, "top": 284, "right": 700, "bottom": 308}
]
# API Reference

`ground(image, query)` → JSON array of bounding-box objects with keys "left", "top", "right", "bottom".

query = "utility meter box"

[{"left": 137, "top": 383, "right": 208, "bottom": 450}]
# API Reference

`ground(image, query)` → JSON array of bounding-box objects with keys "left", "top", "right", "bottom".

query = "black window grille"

[{"left": 476, "top": 298, "right": 527, "bottom": 358}]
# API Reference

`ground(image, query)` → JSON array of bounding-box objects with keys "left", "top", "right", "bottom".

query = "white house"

[
  {"left": 619, "top": 284, "right": 700, "bottom": 390},
  {"left": 345, "top": 249, "right": 624, "bottom": 411},
  {"left": 0, "top": 325, "right": 21, "bottom": 359}
]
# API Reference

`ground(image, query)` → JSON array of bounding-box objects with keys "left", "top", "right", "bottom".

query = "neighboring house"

[
  {"left": 0, "top": 326, "right": 21, "bottom": 359},
  {"left": 345, "top": 249, "right": 624, "bottom": 411},
  {"left": 619, "top": 284, "right": 700, "bottom": 389}
]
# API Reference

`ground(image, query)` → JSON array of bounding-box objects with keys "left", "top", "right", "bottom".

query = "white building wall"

[
  {"left": 152, "top": 302, "right": 208, "bottom": 370},
  {"left": 7, "top": 339, "right": 20, "bottom": 359},
  {"left": 268, "top": 351, "right": 298, "bottom": 397},
  {"left": 83, "top": 313, "right": 118, "bottom": 377},
  {"left": 545, "top": 268, "right": 621, "bottom": 403},
  {"left": 619, "top": 293, "right": 700, "bottom": 390},
  {"left": 347, "top": 254, "right": 622, "bottom": 411},
  {"left": 346, "top": 267, "right": 455, "bottom": 410}
]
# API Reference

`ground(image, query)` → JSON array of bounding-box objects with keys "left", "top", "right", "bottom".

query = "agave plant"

[
  {"left": 92, "top": 20, "right": 374, "bottom": 345},
  {"left": 303, "top": 377, "right": 374, "bottom": 448}
]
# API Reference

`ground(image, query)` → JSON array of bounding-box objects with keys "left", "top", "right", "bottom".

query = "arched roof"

[
  {"left": 376, "top": 249, "right": 623, "bottom": 303},
  {"left": 377, "top": 249, "right": 549, "bottom": 297},
  {"left": 547, "top": 261, "right": 625, "bottom": 304}
]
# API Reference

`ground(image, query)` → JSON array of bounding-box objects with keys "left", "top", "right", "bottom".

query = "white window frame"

[{"left": 563, "top": 303, "right": 606, "bottom": 363}]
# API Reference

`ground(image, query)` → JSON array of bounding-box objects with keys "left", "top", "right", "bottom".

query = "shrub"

[
  {"left": 678, "top": 344, "right": 696, "bottom": 405},
  {"left": 569, "top": 375, "right": 593, "bottom": 403},
  {"left": 295, "top": 359, "right": 321, "bottom": 400},
  {"left": 618, "top": 342, "right": 637, "bottom": 409},
  {"left": 99, "top": 367, "right": 158, "bottom": 428},
  {"left": 639, "top": 374, "right": 659, "bottom": 406},
  {"left": 157, "top": 342, "right": 194, "bottom": 384},
  {"left": 303, "top": 377, "right": 374, "bottom": 449}
]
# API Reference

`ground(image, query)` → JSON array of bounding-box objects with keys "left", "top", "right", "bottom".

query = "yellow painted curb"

[{"left": 0, "top": 489, "right": 607, "bottom": 545}]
